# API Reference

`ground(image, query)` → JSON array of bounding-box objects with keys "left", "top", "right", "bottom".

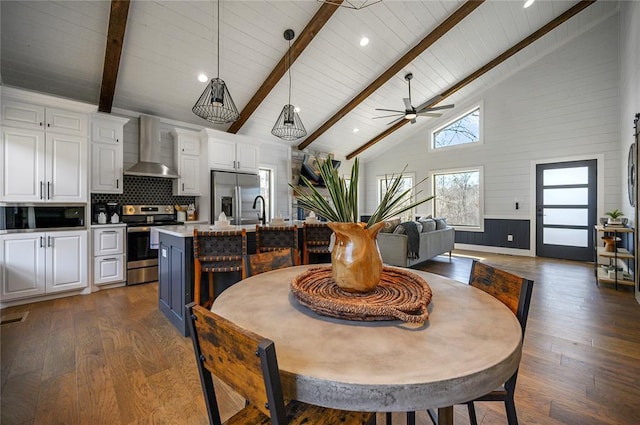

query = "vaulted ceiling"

[{"left": 0, "top": 0, "right": 617, "bottom": 160}]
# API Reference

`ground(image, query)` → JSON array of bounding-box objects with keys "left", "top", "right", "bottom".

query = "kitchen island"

[{"left": 155, "top": 222, "right": 307, "bottom": 335}]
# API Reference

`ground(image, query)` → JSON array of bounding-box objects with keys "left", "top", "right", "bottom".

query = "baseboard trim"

[{"left": 455, "top": 243, "right": 534, "bottom": 257}]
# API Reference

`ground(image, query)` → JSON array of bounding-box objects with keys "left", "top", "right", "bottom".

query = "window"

[
  {"left": 259, "top": 167, "right": 274, "bottom": 222},
  {"left": 433, "top": 168, "right": 482, "bottom": 229},
  {"left": 432, "top": 105, "right": 481, "bottom": 149},
  {"left": 377, "top": 173, "right": 415, "bottom": 222}
]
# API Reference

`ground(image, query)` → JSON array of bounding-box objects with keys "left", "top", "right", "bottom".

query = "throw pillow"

[
  {"left": 434, "top": 217, "right": 447, "bottom": 230},
  {"left": 393, "top": 224, "right": 405, "bottom": 234},
  {"left": 419, "top": 218, "right": 436, "bottom": 232},
  {"left": 381, "top": 217, "right": 401, "bottom": 233}
]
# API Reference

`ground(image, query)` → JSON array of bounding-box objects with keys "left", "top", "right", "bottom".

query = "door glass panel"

[
  {"left": 543, "top": 228, "right": 588, "bottom": 247},
  {"left": 544, "top": 188, "right": 588, "bottom": 205},
  {"left": 544, "top": 167, "right": 588, "bottom": 185},
  {"left": 544, "top": 208, "right": 588, "bottom": 226}
]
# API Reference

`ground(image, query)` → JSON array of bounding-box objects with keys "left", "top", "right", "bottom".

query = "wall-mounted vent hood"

[{"left": 125, "top": 115, "right": 179, "bottom": 178}]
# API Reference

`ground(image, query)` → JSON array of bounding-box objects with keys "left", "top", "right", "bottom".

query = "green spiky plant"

[
  {"left": 605, "top": 209, "right": 624, "bottom": 219},
  {"left": 290, "top": 157, "right": 433, "bottom": 228}
]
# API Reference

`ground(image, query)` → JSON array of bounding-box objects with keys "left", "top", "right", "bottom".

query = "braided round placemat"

[{"left": 290, "top": 266, "right": 432, "bottom": 323}]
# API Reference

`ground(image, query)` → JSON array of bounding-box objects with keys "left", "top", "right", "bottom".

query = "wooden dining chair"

[
  {"left": 193, "top": 229, "right": 247, "bottom": 308},
  {"left": 302, "top": 222, "right": 333, "bottom": 264},
  {"left": 421, "top": 260, "right": 534, "bottom": 425},
  {"left": 255, "top": 224, "right": 300, "bottom": 265},
  {"left": 243, "top": 248, "right": 295, "bottom": 278},
  {"left": 186, "top": 303, "right": 376, "bottom": 425}
]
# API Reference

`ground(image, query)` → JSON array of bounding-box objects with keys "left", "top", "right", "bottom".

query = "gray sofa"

[{"left": 377, "top": 226, "right": 455, "bottom": 267}]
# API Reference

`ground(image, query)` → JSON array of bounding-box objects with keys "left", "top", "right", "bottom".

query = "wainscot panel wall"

[
  {"left": 455, "top": 219, "right": 529, "bottom": 250},
  {"left": 363, "top": 14, "right": 620, "bottom": 252}
]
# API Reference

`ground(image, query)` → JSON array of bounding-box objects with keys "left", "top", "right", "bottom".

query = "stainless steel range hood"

[{"left": 125, "top": 115, "right": 179, "bottom": 178}]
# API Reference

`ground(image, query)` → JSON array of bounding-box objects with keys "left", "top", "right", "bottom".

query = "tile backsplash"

[{"left": 91, "top": 176, "right": 196, "bottom": 206}]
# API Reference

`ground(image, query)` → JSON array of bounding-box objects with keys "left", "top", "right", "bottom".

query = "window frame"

[
  {"left": 259, "top": 166, "right": 276, "bottom": 222},
  {"left": 430, "top": 102, "right": 483, "bottom": 151},
  {"left": 431, "top": 166, "right": 484, "bottom": 232},
  {"left": 376, "top": 172, "right": 416, "bottom": 222}
]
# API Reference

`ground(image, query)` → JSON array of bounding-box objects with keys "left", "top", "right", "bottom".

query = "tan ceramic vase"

[{"left": 327, "top": 221, "right": 386, "bottom": 293}]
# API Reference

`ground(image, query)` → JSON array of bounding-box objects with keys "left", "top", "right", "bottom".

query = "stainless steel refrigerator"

[{"left": 210, "top": 170, "right": 261, "bottom": 225}]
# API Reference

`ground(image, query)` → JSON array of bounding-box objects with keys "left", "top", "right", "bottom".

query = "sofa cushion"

[
  {"left": 419, "top": 218, "right": 436, "bottom": 232},
  {"left": 381, "top": 217, "right": 401, "bottom": 233},
  {"left": 434, "top": 217, "right": 447, "bottom": 230},
  {"left": 393, "top": 221, "right": 423, "bottom": 234}
]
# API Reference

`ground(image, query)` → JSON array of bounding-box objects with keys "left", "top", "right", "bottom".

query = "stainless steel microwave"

[{"left": 0, "top": 204, "right": 86, "bottom": 233}]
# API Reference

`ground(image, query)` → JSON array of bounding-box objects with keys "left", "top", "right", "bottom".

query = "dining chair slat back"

[
  {"left": 465, "top": 260, "right": 534, "bottom": 425},
  {"left": 186, "top": 303, "right": 376, "bottom": 425},
  {"left": 256, "top": 225, "right": 299, "bottom": 265},
  {"left": 243, "top": 248, "right": 295, "bottom": 277}
]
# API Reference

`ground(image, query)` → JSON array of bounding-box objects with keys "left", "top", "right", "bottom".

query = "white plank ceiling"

[{"left": 0, "top": 0, "right": 618, "bottom": 160}]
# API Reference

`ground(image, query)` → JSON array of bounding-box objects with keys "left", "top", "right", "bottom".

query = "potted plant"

[
  {"left": 291, "top": 157, "right": 433, "bottom": 292},
  {"left": 605, "top": 209, "right": 625, "bottom": 226}
]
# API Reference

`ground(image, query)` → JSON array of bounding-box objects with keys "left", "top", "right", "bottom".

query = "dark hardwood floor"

[{"left": 1, "top": 250, "right": 639, "bottom": 425}]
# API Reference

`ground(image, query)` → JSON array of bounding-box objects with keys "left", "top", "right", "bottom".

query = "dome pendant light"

[
  {"left": 192, "top": 0, "right": 239, "bottom": 124},
  {"left": 272, "top": 29, "right": 307, "bottom": 141}
]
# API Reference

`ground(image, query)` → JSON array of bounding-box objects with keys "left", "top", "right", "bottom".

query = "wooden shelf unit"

[{"left": 593, "top": 225, "right": 635, "bottom": 289}]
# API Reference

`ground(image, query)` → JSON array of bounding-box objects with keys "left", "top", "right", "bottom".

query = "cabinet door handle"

[
  {"left": 103, "top": 230, "right": 117, "bottom": 234},
  {"left": 116, "top": 179, "right": 119, "bottom": 189},
  {"left": 102, "top": 258, "right": 117, "bottom": 261},
  {"left": 47, "top": 123, "right": 51, "bottom": 128},
  {"left": 47, "top": 236, "right": 52, "bottom": 247},
  {"left": 40, "top": 236, "right": 45, "bottom": 248},
  {"left": 182, "top": 183, "right": 185, "bottom": 191},
  {"left": 47, "top": 181, "right": 51, "bottom": 199},
  {"left": 39, "top": 122, "right": 44, "bottom": 127},
  {"left": 40, "top": 181, "right": 44, "bottom": 199}
]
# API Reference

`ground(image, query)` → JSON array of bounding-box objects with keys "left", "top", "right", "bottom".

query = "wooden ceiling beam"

[
  {"left": 99, "top": 0, "right": 130, "bottom": 113},
  {"left": 346, "top": 0, "right": 597, "bottom": 160},
  {"left": 296, "top": 0, "right": 485, "bottom": 151},
  {"left": 227, "top": 1, "right": 343, "bottom": 134}
]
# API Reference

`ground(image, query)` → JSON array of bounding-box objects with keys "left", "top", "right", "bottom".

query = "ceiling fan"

[{"left": 373, "top": 73, "right": 454, "bottom": 126}]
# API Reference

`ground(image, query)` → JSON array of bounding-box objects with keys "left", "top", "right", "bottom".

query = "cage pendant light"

[
  {"left": 192, "top": 0, "right": 239, "bottom": 124},
  {"left": 272, "top": 29, "right": 307, "bottom": 141}
]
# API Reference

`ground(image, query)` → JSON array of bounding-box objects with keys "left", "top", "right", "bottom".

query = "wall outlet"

[{"left": 507, "top": 234, "right": 514, "bottom": 242}]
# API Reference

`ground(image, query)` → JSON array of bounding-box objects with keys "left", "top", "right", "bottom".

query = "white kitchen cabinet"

[
  {"left": 1, "top": 127, "right": 86, "bottom": 202},
  {"left": 204, "top": 128, "right": 260, "bottom": 174},
  {"left": 1, "top": 99, "right": 86, "bottom": 136},
  {"left": 172, "top": 128, "right": 201, "bottom": 195},
  {"left": 92, "top": 225, "right": 126, "bottom": 286},
  {"left": 0, "top": 230, "right": 88, "bottom": 301},
  {"left": 90, "top": 114, "right": 129, "bottom": 193}
]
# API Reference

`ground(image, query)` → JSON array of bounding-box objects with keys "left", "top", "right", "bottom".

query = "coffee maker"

[
  {"left": 91, "top": 203, "right": 107, "bottom": 223},
  {"left": 106, "top": 203, "right": 120, "bottom": 223}
]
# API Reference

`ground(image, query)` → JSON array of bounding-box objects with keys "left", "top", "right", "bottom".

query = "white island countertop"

[{"left": 154, "top": 220, "right": 313, "bottom": 238}]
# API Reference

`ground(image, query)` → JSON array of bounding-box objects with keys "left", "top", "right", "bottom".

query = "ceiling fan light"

[
  {"left": 405, "top": 113, "right": 417, "bottom": 120},
  {"left": 523, "top": 0, "right": 535, "bottom": 8},
  {"left": 272, "top": 104, "right": 307, "bottom": 140},
  {"left": 192, "top": 77, "right": 240, "bottom": 124}
]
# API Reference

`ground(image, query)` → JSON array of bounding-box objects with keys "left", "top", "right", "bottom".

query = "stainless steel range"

[{"left": 122, "top": 205, "right": 182, "bottom": 285}]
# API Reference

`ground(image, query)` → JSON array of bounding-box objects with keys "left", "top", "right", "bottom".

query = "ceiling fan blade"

[
  {"left": 375, "top": 108, "right": 405, "bottom": 113},
  {"left": 373, "top": 113, "right": 404, "bottom": 119},
  {"left": 418, "top": 104, "right": 455, "bottom": 113},
  {"left": 415, "top": 94, "right": 445, "bottom": 112},
  {"left": 403, "top": 98, "right": 412, "bottom": 110},
  {"left": 416, "top": 112, "right": 442, "bottom": 118},
  {"left": 387, "top": 116, "right": 405, "bottom": 126}
]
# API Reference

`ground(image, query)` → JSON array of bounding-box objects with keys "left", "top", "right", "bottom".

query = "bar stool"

[
  {"left": 192, "top": 228, "right": 247, "bottom": 308},
  {"left": 255, "top": 224, "right": 299, "bottom": 265},
  {"left": 302, "top": 222, "right": 333, "bottom": 264}
]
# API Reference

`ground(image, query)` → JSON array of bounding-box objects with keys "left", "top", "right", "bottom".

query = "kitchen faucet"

[{"left": 252, "top": 195, "right": 266, "bottom": 225}]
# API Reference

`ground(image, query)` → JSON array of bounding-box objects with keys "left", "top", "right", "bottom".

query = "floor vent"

[{"left": 1, "top": 311, "right": 29, "bottom": 325}]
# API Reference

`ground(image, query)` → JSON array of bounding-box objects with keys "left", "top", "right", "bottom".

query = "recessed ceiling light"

[
  {"left": 359, "top": 37, "right": 369, "bottom": 47},
  {"left": 197, "top": 73, "right": 208, "bottom": 83},
  {"left": 353, "top": 128, "right": 359, "bottom": 133},
  {"left": 523, "top": 0, "right": 535, "bottom": 8},
  {"left": 294, "top": 107, "right": 301, "bottom": 113}
]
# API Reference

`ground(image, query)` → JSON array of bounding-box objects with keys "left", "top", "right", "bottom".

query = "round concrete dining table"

[{"left": 212, "top": 265, "right": 522, "bottom": 425}]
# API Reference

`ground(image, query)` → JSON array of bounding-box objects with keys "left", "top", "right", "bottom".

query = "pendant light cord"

[
  {"left": 288, "top": 38, "right": 292, "bottom": 106},
  {"left": 217, "top": 0, "right": 220, "bottom": 78}
]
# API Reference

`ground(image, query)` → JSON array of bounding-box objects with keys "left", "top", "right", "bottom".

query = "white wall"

[
  {"left": 364, "top": 15, "right": 620, "bottom": 236},
  {"left": 259, "top": 140, "right": 291, "bottom": 220},
  {"left": 618, "top": 1, "right": 640, "bottom": 303}
]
